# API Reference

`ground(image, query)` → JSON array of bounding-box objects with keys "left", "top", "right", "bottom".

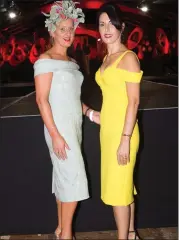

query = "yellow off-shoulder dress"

[{"left": 95, "top": 50, "right": 143, "bottom": 206}]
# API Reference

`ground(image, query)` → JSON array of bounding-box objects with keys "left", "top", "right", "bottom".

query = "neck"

[
  {"left": 107, "top": 39, "right": 123, "bottom": 56},
  {"left": 52, "top": 43, "right": 68, "bottom": 56}
]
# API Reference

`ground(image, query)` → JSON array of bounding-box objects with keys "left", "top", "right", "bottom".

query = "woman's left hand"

[{"left": 117, "top": 137, "right": 130, "bottom": 165}]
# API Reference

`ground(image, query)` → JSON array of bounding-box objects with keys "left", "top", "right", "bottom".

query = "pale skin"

[
  {"left": 98, "top": 12, "right": 141, "bottom": 239},
  {"left": 35, "top": 18, "right": 99, "bottom": 239}
]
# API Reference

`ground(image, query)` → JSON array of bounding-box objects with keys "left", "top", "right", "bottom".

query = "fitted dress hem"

[
  {"left": 101, "top": 196, "right": 135, "bottom": 207},
  {"left": 54, "top": 193, "right": 90, "bottom": 203}
]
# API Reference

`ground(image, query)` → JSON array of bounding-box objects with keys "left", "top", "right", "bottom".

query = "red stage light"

[
  {"left": 156, "top": 28, "right": 169, "bottom": 54},
  {"left": 148, "top": 46, "right": 152, "bottom": 52},
  {"left": 127, "top": 27, "right": 143, "bottom": 49},
  {"left": 145, "top": 40, "right": 150, "bottom": 46}
]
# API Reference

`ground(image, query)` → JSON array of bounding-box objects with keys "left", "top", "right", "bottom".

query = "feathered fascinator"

[{"left": 42, "top": 0, "right": 85, "bottom": 32}]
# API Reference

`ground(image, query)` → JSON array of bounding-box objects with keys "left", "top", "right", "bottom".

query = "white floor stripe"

[
  {"left": 1, "top": 114, "right": 40, "bottom": 118},
  {"left": 0, "top": 91, "right": 35, "bottom": 111},
  {"left": 143, "top": 80, "right": 178, "bottom": 88},
  {"left": 139, "top": 106, "right": 178, "bottom": 111},
  {"left": 0, "top": 107, "right": 177, "bottom": 119}
]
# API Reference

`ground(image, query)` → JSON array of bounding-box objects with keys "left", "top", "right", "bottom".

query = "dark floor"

[
  {"left": 0, "top": 77, "right": 178, "bottom": 239},
  {"left": 0, "top": 79, "right": 178, "bottom": 117},
  {"left": 0, "top": 228, "right": 178, "bottom": 239}
]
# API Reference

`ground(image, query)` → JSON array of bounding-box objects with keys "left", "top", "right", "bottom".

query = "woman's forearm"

[
  {"left": 82, "top": 102, "right": 100, "bottom": 124},
  {"left": 82, "top": 103, "right": 89, "bottom": 115},
  {"left": 82, "top": 103, "right": 93, "bottom": 117},
  {"left": 37, "top": 99, "right": 60, "bottom": 138},
  {"left": 121, "top": 102, "right": 139, "bottom": 138}
]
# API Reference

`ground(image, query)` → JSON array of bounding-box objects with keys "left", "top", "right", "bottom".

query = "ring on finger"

[{"left": 57, "top": 151, "right": 61, "bottom": 157}]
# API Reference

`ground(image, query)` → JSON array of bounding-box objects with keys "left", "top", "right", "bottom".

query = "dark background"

[{"left": 0, "top": 0, "right": 178, "bottom": 85}]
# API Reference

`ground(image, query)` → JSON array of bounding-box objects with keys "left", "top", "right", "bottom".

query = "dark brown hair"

[{"left": 97, "top": 2, "right": 124, "bottom": 31}]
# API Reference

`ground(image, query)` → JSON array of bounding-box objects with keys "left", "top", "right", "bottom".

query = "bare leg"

[
  {"left": 113, "top": 205, "right": 130, "bottom": 239},
  {"left": 55, "top": 199, "right": 62, "bottom": 238},
  {"left": 128, "top": 202, "right": 140, "bottom": 239},
  {"left": 60, "top": 201, "right": 78, "bottom": 239},
  {"left": 129, "top": 202, "right": 135, "bottom": 231}
]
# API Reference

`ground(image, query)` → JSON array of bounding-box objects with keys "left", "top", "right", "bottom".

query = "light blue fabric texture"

[{"left": 34, "top": 59, "right": 89, "bottom": 202}]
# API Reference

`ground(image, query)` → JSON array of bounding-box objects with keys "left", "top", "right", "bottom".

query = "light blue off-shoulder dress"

[{"left": 34, "top": 59, "right": 89, "bottom": 202}]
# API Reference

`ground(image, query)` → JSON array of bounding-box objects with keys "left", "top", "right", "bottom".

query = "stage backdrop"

[{"left": 0, "top": 14, "right": 177, "bottom": 83}]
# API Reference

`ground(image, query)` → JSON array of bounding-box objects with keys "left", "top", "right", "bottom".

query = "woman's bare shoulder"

[
  {"left": 38, "top": 52, "right": 52, "bottom": 60},
  {"left": 122, "top": 51, "right": 140, "bottom": 72}
]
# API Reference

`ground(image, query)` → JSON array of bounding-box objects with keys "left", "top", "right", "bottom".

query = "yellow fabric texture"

[{"left": 95, "top": 50, "right": 143, "bottom": 206}]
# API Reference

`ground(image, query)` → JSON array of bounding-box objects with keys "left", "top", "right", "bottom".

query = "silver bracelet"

[{"left": 89, "top": 110, "right": 94, "bottom": 122}]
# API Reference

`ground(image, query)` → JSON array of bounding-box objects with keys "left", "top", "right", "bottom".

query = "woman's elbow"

[
  {"left": 36, "top": 96, "right": 40, "bottom": 105},
  {"left": 36, "top": 96, "right": 47, "bottom": 107},
  {"left": 128, "top": 98, "right": 140, "bottom": 108},
  {"left": 134, "top": 98, "right": 140, "bottom": 107}
]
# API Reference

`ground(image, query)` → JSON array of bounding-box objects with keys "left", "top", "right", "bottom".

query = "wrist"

[
  {"left": 121, "top": 135, "right": 131, "bottom": 141},
  {"left": 51, "top": 130, "right": 60, "bottom": 138},
  {"left": 85, "top": 107, "right": 90, "bottom": 117}
]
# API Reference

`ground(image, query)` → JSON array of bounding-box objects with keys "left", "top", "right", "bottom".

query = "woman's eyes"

[
  {"left": 60, "top": 27, "right": 65, "bottom": 32},
  {"left": 99, "top": 22, "right": 113, "bottom": 27},
  {"left": 59, "top": 27, "right": 74, "bottom": 32}
]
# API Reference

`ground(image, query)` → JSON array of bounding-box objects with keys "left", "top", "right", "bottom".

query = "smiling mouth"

[
  {"left": 104, "top": 34, "right": 112, "bottom": 38},
  {"left": 63, "top": 38, "right": 70, "bottom": 42}
]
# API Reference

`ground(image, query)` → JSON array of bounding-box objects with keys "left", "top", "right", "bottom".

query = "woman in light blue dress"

[{"left": 34, "top": 1, "right": 99, "bottom": 239}]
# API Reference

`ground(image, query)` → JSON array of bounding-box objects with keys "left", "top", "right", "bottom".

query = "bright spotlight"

[
  {"left": 140, "top": 6, "right": 148, "bottom": 12},
  {"left": 9, "top": 11, "right": 16, "bottom": 18},
  {"left": 8, "top": 1, "right": 21, "bottom": 19}
]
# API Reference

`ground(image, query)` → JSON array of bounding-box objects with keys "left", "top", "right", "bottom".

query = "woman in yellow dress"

[{"left": 86, "top": 3, "right": 143, "bottom": 239}]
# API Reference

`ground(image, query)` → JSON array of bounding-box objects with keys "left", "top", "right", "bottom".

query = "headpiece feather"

[{"left": 42, "top": 1, "right": 85, "bottom": 32}]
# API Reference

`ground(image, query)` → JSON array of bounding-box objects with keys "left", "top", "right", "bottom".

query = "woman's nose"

[{"left": 105, "top": 24, "right": 110, "bottom": 32}]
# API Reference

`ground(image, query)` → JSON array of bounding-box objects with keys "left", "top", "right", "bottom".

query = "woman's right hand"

[{"left": 52, "top": 134, "right": 70, "bottom": 160}]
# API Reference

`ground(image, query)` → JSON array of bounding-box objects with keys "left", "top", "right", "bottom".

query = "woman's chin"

[{"left": 63, "top": 40, "right": 72, "bottom": 47}]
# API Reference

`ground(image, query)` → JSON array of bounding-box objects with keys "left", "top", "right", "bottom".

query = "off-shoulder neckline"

[
  {"left": 116, "top": 68, "right": 143, "bottom": 74},
  {"left": 34, "top": 58, "right": 79, "bottom": 67},
  {"left": 97, "top": 66, "right": 143, "bottom": 76}
]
